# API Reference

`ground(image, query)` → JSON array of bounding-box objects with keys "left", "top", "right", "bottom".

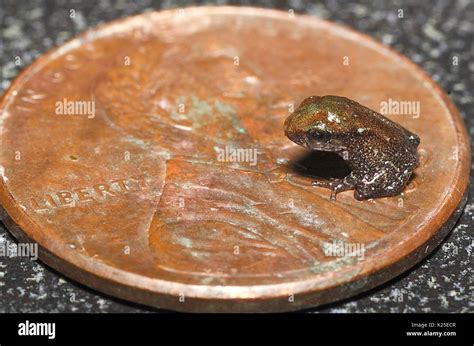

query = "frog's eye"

[{"left": 310, "top": 129, "right": 331, "bottom": 142}]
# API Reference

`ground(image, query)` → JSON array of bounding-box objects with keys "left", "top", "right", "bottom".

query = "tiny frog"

[{"left": 284, "top": 95, "right": 420, "bottom": 200}]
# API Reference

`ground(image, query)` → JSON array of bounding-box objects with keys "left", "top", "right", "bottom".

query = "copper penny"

[{"left": 0, "top": 7, "right": 470, "bottom": 312}]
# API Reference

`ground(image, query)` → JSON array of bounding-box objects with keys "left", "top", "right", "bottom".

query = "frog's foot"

[{"left": 312, "top": 175, "right": 356, "bottom": 201}]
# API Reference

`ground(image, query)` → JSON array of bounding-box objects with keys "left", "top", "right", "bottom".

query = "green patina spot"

[
  {"left": 177, "top": 237, "right": 193, "bottom": 248},
  {"left": 171, "top": 96, "right": 247, "bottom": 137}
]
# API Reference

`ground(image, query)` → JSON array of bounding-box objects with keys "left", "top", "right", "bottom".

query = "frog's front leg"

[{"left": 311, "top": 174, "right": 356, "bottom": 200}]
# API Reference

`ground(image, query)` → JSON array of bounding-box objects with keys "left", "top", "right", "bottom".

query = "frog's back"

[
  {"left": 362, "top": 106, "right": 418, "bottom": 147},
  {"left": 350, "top": 112, "right": 419, "bottom": 199}
]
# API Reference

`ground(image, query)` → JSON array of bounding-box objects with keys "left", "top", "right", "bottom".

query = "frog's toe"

[
  {"left": 354, "top": 190, "right": 367, "bottom": 201},
  {"left": 311, "top": 179, "right": 333, "bottom": 188}
]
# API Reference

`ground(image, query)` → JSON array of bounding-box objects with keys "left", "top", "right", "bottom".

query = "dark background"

[{"left": 0, "top": 0, "right": 472, "bottom": 313}]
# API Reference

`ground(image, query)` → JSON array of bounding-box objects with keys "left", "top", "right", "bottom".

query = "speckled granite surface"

[{"left": 0, "top": 0, "right": 472, "bottom": 313}]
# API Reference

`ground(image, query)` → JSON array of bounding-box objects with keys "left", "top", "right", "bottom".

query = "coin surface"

[{"left": 0, "top": 7, "right": 470, "bottom": 312}]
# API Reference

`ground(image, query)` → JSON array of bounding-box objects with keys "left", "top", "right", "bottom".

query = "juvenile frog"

[{"left": 284, "top": 95, "right": 420, "bottom": 200}]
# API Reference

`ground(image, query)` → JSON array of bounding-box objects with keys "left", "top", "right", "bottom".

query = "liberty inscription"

[{"left": 29, "top": 175, "right": 146, "bottom": 212}]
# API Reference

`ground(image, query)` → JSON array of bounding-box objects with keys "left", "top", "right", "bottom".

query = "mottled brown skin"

[{"left": 284, "top": 95, "right": 420, "bottom": 200}]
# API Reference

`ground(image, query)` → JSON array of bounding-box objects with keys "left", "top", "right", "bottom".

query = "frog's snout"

[
  {"left": 284, "top": 117, "right": 300, "bottom": 144},
  {"left": 284, "top": 112, "right": 309, "bottom": 148},
  {"left": 284, "top": 126, "right": 306, "bottom": 147}
]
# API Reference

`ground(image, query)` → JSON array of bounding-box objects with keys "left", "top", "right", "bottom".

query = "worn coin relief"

[{"left": 91, "top": 37, "right": 420, "bottom": 278}]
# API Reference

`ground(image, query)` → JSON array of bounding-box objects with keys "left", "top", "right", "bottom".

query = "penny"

[{"left": 0, "top": 7, "right": 470, "bottom": 312}]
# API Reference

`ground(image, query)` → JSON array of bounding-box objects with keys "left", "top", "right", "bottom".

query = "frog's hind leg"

[{"left": 311, "top": 174, "right": 356, "bottom": 200}]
